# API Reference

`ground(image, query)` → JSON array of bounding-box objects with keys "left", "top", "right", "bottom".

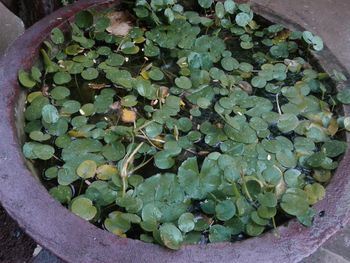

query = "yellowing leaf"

[
  {"left": 180, "top": 99, "right": 186, "bottom": 107},
  {"left": 112, "top": 228, "right": 127, "bottom": 237},
  {"left": 140, "top": 70, "right": 149, "bottom": 80},
  {"left": 68, "top": 130, "right": 88, "bottom": 138},
  {"left": 97, "top": 165, "right": 119, "bottom": 180},
  {"left": 327, "top": 118, "right": 339, "bottom": 136},
  {"left": 77, "top": 160, "right": 97, "bottom": 179},
  {"left": 273, "top": 30, "right": 290, "bottom": 44},
  {"left": 121, "top": 109, "right": 137, "bottom": 123}
]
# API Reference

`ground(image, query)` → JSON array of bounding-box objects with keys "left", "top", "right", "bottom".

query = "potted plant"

[{"left": 1, "top": 0, "right": 350, "bottom": 262}]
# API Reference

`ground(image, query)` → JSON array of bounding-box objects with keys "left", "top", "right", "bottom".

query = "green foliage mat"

[{"left": 19, "top": 0, "right": 350, "bottom": 249}]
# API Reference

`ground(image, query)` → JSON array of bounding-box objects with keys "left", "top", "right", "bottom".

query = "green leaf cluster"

[{"left": 18, "top": 0, "right": 348, "bottom": 250}]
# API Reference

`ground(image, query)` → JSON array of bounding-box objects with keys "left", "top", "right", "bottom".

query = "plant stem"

[
  {"left": 120, "top": 142, "right": 145, "bottom": 197},
  {"left": 272, "top": 216, "right": 280, "bottom": 238},
  {"left": 138, "top": 131, "right": 163, "bottom": 150},
  {"left": 130, "top": 156, "right": 154, "bottom": 174},
  {"left": 232, "top": 182, "right": 241, "bottom": 199},
  {"left": 240, "top": 171, "right": 253, "bottom": 202},
  {"left": 276, "top": 93, "right": 282, "bottom": 115},
  {"left": 122, "top": 178, "right": 127, "bottom": 198},
  {"left": 209, "top": 192, "right": 220, "bottom": 202},
  {"left": 134, "top": 120, "right": 155, "bottom": 133},
  {"left": 136, "top": 134, "right": 165, "bottom": 144},
  {"left": 78, "top": 179, "right": 84, "bottom": 195}
]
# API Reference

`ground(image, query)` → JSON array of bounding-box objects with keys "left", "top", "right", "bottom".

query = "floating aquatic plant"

[{"left": 19, "top": 0, "right": 349, "bottom": 250}]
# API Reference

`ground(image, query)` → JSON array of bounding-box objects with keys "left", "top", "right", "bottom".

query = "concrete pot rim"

[{"left": 0, "top": 1, "right": 350, "bottom": 262}]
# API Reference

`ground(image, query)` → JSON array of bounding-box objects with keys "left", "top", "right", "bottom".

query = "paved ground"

[{"left": 0, "top": 0, "right": 350, "bottom": 262}]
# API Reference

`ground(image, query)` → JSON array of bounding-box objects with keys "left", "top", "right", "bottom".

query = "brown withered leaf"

[
  {"left": 239, "top": 81, "right": 253, "bottom": 95},
  {"left": 159, "top": 86, "right": 169, "bottom": 100},
  {"left": 106, "top": 11, "right": 133, "bottom": 37},
  {"left": 275, "top": 178, "right": 286, "bottom": 199},
  {"left": 88, "top": 83, "right": 109, "bottom": 90},
  {"left": 110, "top": 101, "right": 121, "bottom": 111},
  {"left": 41, "top": 84, "right": 49, "bottom": 97}
]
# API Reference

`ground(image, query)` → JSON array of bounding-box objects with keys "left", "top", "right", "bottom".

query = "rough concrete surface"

[
  {"left": 251, "top": 0, "right": 350, "bottom": 72},
  {"left": 0, "top": 1, "right": 24, "bottom": 56}
]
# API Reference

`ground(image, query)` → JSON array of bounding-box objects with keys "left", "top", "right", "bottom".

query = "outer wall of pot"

[{"left": 0, "top": 1, "right": 350, "bottom": 263}]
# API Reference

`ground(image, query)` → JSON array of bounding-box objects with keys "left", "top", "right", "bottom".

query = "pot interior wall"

[{"left": 14, "top": 90, "right": 41, "bottom": 180}]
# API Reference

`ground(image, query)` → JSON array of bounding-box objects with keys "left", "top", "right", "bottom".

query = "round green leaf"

[
  {"left": 281, "top": 189, "right": 309, "bottom": 216},
  {"left": 215, "top": 200, "right": 236, "bottom": 221},
  {"left": 102, "top": 142, "right": 125, "bottom": 161},
  {"left": 154, "top": 151, "right": 175, "bottom": 169},
  {"left": 209, "top": 225, "right": 232, "bottom": 242},
  {"left": 62, "top": 100, "right": 81, "bottom": 114},
  {"left": 106, "top": 53, "right": 125, "bottom": 66},
  {"left": 29, "top": 131, "right": 51, "bottom": 142},
  {"left": 77, "top": 160, "right": 97, "bottom": 179},
  {"left": 51, "top": 86, "right": 70, "bottom": 100},
  {"left": 53, "top": 72, "right": 72, "bottom": 85},
  {"left": 45, "top": 166, "right": 58, "bottom": 179},
  {"left": 164, "top": 141, "right": 182, "bottom": 156},
  {"left": 149, "top": 68, "right": 164, "bottom": 81},
  {"left": 51, "top": 28, "right": 64, "bottom": 44},
  {"left": 95, "top": 17, "right": 110, "bottom": 32},
  {"left": 262, "top": 166, "right": 282, "bottom": 185},
  {"left": 198, "top": 0, "right": 213, "bottom": 9},
  {"left": 221, "top": 57, "right": 239, "bottom": 71},
  {"left": 175, "top": 76, "right": 192, "bottom": 90},
  {"left": 304, "top": 183, "right": 326, "bottom": 205},
  {"left": 276, "top": 149, "right": 297, "bottom": 168},
  {"left": 33, "top": 144, "right": 55, "bottom": 160},
  {"left": 71, "top": 197, "right": 97, "bottom": 220},
  {"left": 121, "top": 95, "right": 138, "bottom": 107},
  {"left": 145, "top": 122, "right": 163, "bottom": 138},
  {"left": 75, "top": 10, "right": 93, "bottom": 28},
  {"left": 251, "top": 76, "right": 267, "bottom": 88},
  {"left": 197, "top": 97, "right": 211, "bottom": 109},
  {"left": 215, "top": 2, "right": 225, "bottom": 19},
  {"left": 257, "top": 192, "right": 277, "bottom": 207},
  {"left": 224, "top": 0, "right": 236, "bottom": 14},
  {"left": 142, "top": 203, "right": 162, "bottom": 222},
  {"left": 178, "top": 213, "right": 195, "bottom": 233},
  {"left": 235, "top": 12, "right": 251, "bottom": 27},
  {"left": 337, "top": 88, "right": 350, "bottom": 104},
  {"left": 80, "top": 103, "right": 95, "bottom": 116},
  {"left": 81, "top": 68, "right": 99, "bottom": 80},
  {"left": 18, "top": 70, "right": 36, "bottom": 88},
  {"left": 42, "top": 104, "right": 59, "bottom": 124},
  {"left": 49, "top": 185, "right": 72, "bottom": 204},
  {"left": 246, "top": 222, "right": 265, "bottom": 236},
  {"left": 277, "top": 114, "right": 299, "bottom": 133},
  {"left": 159, "top": 223, "right": 183, "bottom": 250}
]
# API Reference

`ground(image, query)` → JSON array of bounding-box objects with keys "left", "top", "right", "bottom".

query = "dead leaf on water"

[
  {"left": 88, "top": 83, "right": 109, "bottom": 90},
  {"left": 107, "top": 11, "right": 133, "bottom": 36},
  {"left": 239, "top": 81, "right": 253, "bottom": 95}
]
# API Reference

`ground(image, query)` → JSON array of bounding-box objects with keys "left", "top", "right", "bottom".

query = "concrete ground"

[{"left": 0, "top": 0, "right": 350, "bottom": 262}]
